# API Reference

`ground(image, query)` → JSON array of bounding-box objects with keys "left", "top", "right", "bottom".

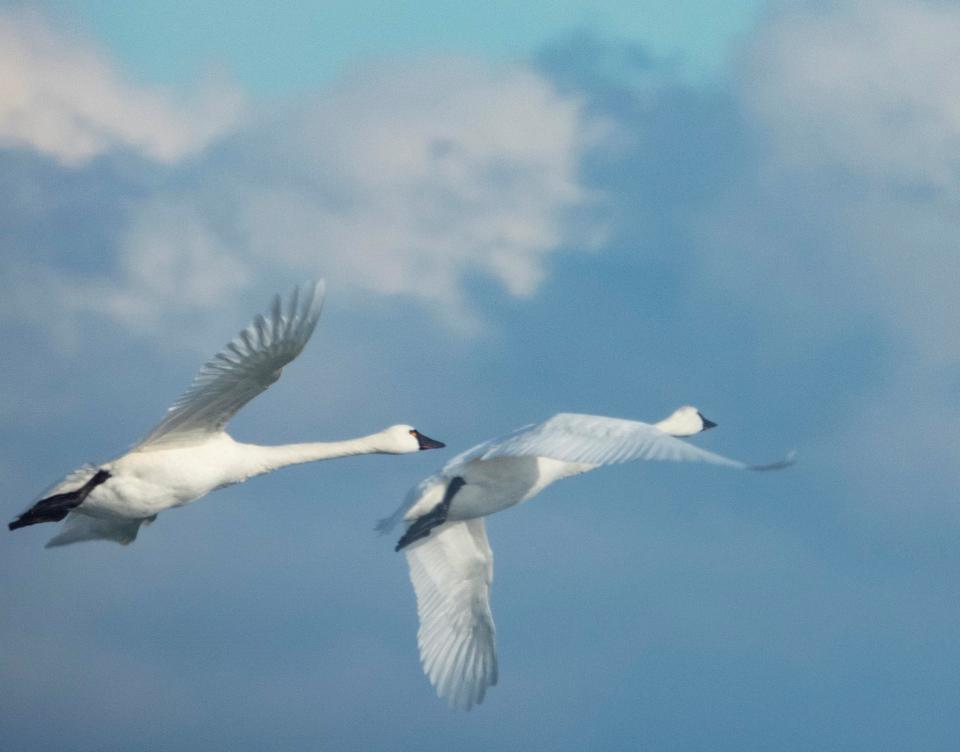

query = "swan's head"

[
  {"left": 378, "top": 424, "right": 446, "bottom": 454},
  {"left": 656, "top": 405, "right": 717, "bottom": 437}
]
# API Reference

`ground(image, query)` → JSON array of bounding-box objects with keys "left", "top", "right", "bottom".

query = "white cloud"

[
  {"left": 742, "top": 0, "right": 960, "bottom": 187},
  {"left": 711, "top": 0, "right": 960, "bottom": 523},
  {"left": 0, "top": 9, "right": 602, "bottom": 335},
  {"left": 86, "top": 58, "right": 604, "bottom": 331},
  {"left": 0, "top": 8, "right": 244, "bottom": 165},
  {"left": 96, "top": 201, "right": 255, "bottom": 332},
  {"left": 727, "top": 0, "right": 960, "bottom": 364}
]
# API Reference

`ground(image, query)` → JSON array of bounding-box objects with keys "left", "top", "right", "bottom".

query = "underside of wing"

[
  {"left": 45, "top": 512, "right": 150, "bottom": 547},
  {"left": 137, "top": 281, "right": 325, "bottom": 450},
  {"left": 405, "top": 519, "right": 498, "bottom": 710},
  {"left": 449, "top": 413, "right": 785, "bottom": 470}
]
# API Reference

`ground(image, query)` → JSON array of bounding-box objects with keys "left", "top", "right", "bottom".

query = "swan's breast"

[{"left": 445, "top": 456, "right": 594, "bottom": 520}]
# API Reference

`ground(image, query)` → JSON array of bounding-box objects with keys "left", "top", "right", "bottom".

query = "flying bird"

[
  {"left": 10, "top": 281, "right": 445, "bottom": 547},
  {"left": 378, "top": 406, "right": 794, "bottom": 710}
]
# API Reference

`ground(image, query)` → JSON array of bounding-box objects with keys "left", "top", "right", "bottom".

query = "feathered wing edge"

[
  {"left": 405, "top": 519, "right": 498, "bottom": 710},
  {"left": 446, "top": 413, "right": 794, "bottom": 472},
  {"left": 137, "top": 280, "right": 326, "bottom": 449},
  {"left": 387, "top": 415, "right": 793, "bottom": 531}
]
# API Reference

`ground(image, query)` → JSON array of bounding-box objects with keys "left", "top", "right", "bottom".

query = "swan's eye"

[{"left": 409, "top": 429, "right": 417, "bottom": 437}]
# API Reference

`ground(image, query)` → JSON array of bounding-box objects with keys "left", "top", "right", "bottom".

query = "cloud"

[
  {"left": 713, "top": 0, "right": 960, "bottom": 522},
  {"left": 531, "top": 2, "right": 960, "bottom": 532},
  {"left": 6, "top": 7, "right": 960, "bottom": 752},
  {"left": 79, "top": 200, "right": 255, "bottom": 336},
  {"left": 720, "top": 0, "right": 960, "bottom": 365},
  {"left": 107, "top": 57, "right": 605, "bottom": 330},
  {"left": 742, "top": 0, "right": 960, "bottom": 187},
  {"left": 0, "top": 8, "right": 244, "bottom": 165},
  {"left": 0, "top": 13, "right": 604, "bottom": 336}
]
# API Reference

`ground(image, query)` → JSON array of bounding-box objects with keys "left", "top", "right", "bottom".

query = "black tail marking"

[
  {"left": 395, "top": 476, "right": 466, "bottom": 552},
  {"left": 9, "top": 469, "right": 111, "bottom": 531}
]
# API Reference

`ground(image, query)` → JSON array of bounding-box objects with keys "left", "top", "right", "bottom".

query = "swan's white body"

[
  {"left": 12, "top": 281, "right": 443, "bottom": 547},
  {"left": 379, "top": 408, "right": 794, "bottom": 710}
]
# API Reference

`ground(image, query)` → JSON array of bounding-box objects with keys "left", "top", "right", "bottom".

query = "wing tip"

[
  {"left": 292, "top": 279, "right": 326, "bottom": 336},
  {"left": 373, "top": 516, "right": 396, "bottom": 535},
  {"left": 434, "top": 656, "right": 497, "bottom": 711},
  {"left": 301, "top": 278, "right": 326, "bottom": 312},
  {"left": 748, "top": 449, "right": 797, "bottom": 472}
]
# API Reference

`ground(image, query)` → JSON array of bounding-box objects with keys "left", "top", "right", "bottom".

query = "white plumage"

[
  {"left": 407, "top": 519, "right": 497, "bottom": 711},
  {"left": 10, "top": 281, "right": 445, "bottom": 547},
  {"left": 381, "top": 407, "right": 793, "bottom": 709},
  {"left": 138, "top": 281, "right": 325, "bottom": 450}
]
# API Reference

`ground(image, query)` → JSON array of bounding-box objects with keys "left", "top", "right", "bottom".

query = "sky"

[{"left": 2, "top": 1, "right": 959, "bottom": 750}]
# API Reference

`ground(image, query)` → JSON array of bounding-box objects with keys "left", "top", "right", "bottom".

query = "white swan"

[
  {"left": 378, "top": 407, "right": 794, "bottom": 710},
  {"left": 10, "top": 281, "right": 445, "bottom": 547}
]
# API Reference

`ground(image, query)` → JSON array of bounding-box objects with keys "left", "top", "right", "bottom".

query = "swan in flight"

[
  {"left": 10, "top": 281, "right": 445, "bottom": 547},
  {"left": 378, "top": 407, "right": 794, "bottom": 710}
]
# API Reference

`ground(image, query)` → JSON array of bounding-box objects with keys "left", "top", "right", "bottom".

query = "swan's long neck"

[{"left": 233, "top": 435, "right": 387, "bottom": 478}]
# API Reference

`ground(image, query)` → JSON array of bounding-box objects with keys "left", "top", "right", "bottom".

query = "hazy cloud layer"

[
  {"left": 719, "top": 0, "right": 960, "bottom": 521},
  {"left": 744, "top": 0, "right": 960, "bottom": 186},
  {"left": 736, "top": 0, "right": 960, "bottom": 365}
]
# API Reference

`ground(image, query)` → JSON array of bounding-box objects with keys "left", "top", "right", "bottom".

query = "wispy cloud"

[
  {"left": 109, "top": 58, "right": 604, "bottom": 331},
  {"left": 0, "top": 9, "right": 244, "bottom": 165}
]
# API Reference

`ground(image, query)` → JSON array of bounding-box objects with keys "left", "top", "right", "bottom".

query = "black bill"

[{"left": 413, "top": 430, "right": 445, "bottom": 450}]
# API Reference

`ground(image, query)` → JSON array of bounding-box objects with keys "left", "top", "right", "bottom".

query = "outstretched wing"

[
  {"left": 447, "top": 413, "right": 793, "bottom": 471},
  {"left": 137, "top": 281, "right": 326, "bottom": 450},
  {"left": 405, "top": 518, "right": 498, "bottom": 710}
]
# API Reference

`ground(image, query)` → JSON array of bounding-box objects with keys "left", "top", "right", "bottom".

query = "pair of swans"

[{"left": 9, "top": 281, "right": 793, "bottom": 709}]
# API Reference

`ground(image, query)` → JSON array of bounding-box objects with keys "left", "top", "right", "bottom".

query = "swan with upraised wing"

[{"left": 10, "top": 281, "right": 444, "bottom": 547}]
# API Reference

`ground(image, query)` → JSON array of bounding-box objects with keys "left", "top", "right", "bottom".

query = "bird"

[
  {"left": 9, "top": 280, "right": 446, "bottom": 547},
  {"left": 377, "top": 406, "right": 794, "bottom": 710}
]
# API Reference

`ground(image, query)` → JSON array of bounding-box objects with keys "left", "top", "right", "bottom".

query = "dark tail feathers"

[
  {"left": 9, "top": 469, "right": 111, "bottom": 531},
  {"left": 395, "top": 476, "right": 465, "bottom": 551}
]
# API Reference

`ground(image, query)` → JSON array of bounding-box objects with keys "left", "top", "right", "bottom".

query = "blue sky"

[
  {"left": 43, "top": 0, "right": 762, "bottom": 91},
  {"left": 3, "top": 1, "right": 960, "bottom": 750}
]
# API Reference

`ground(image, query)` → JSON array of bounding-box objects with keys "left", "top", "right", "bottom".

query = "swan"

[
  {"left": 377, "top": 407, "right": 794, "bottom": 710},
  {"left": 9, "top": 281, "right": 445, "bottom": 547}
]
